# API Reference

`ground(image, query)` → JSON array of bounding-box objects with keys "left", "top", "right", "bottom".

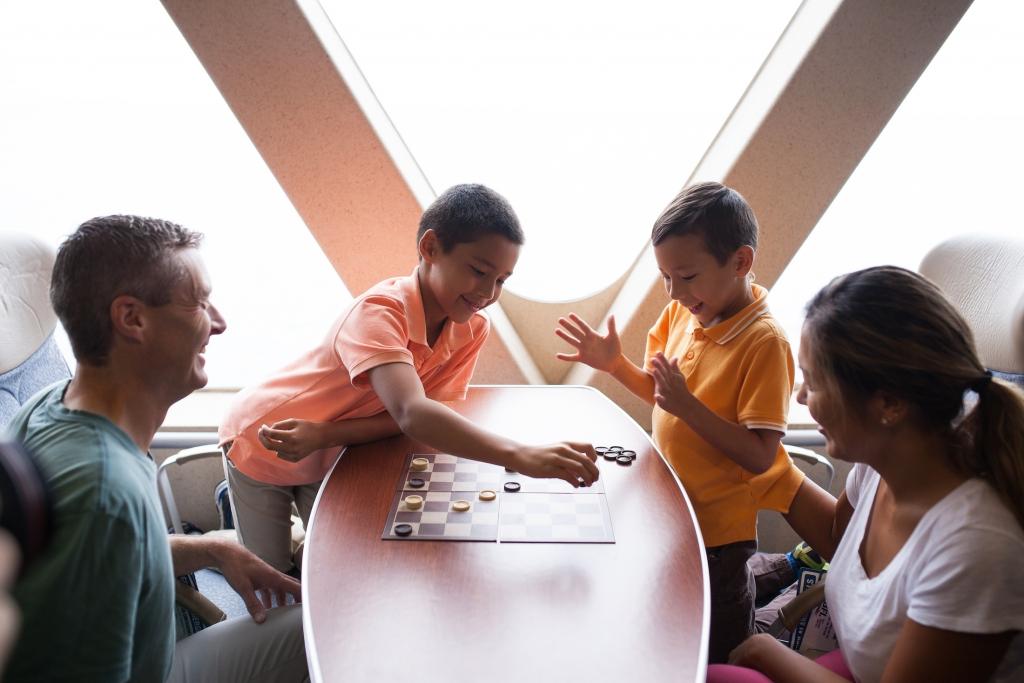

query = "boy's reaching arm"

[
  {"left": 649, "top": 352, "right": 779, "bottom": 474},
  {"left": 367, "top": 361, "right": 599, "bottom": 487},
  {"left": 258, "top": 413, "right": 402, "bottom": 462},
  {"left": 555, "top": 314, "right": 655, "bottom": 405}
]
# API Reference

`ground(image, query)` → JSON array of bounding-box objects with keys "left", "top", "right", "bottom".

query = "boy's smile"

[
  {"left": 653, "top": 233, "right": 754, "bottom": 328},
  {"left": 418, "top": 231, "right": 520, "bottom": 342}
]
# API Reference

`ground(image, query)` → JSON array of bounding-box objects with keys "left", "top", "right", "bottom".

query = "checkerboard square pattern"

[
  {"left": 384, "top": 453, "right": 614, "bottom": 543},
  {"left": 497, "top": 493, "right": 612, "bottom": 543},
  {"left": 384, "top": 489, "right": 500, "bottom": 541}
]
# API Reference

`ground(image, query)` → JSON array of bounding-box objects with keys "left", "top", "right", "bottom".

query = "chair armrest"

[
  {"left": 779, "top": 579, "right": 827, "bottom": 631},
  {"left": 157, "top": 445, "right": 223, "bottom": 534},
  {"left": 175, "top": 580, "right": 227, "bottom": 626}
]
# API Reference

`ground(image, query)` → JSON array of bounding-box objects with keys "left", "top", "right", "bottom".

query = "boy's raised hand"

[
  {"left": 555, "top": 313, "right": 623, "bottom": 373},
  {"left": 650, "top": 352, "right": 696, "bottom": 417},
  {"left": 511, "top": 442, "right": 600, "bottom": 488}
]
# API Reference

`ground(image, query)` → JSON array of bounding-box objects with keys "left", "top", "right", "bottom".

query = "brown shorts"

[{"left": 706, "top": 540, "right": 757, "bottom": 664}]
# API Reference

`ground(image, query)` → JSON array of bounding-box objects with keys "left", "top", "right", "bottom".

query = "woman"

[{"left": 710, "top": 266, "right": 1024, "bottom": 682}]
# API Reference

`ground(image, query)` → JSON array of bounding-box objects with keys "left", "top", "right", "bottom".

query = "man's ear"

[
  {"left": 733, "top": 245, "right": 755, "bottom": 277},
  {"left": 417, "top": 229, "right": 440, "bottom": 263},
  {"left": 109, "top": 295, "right": 145, "bottom": 345}
]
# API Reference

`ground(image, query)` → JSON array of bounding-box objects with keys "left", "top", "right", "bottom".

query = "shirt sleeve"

[
  {"left": 907, "top": 524, "right": 1024, "bottom": 634},
  {"left": 843, "top": 463, "right": 870, "bottom": 509},
  {"left": 335, "top": 295, "right": 415, "bottom": 389},
  {"left": 425, "top": 317, "right": 491, "bottom": 402},
  {"left": 644, "top": 304, "right": 674, "bottom": 369},
  {"left": 736, "top": 335, "right": 794, "bottom": 432}
]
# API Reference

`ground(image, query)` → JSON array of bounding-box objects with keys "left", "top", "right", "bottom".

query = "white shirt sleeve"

[
  {"left": 908, "top": 522, "right": 1024, "bottom": 634},
  {"left": 844, "top": 463, "right": 871, "bottom": 509}
]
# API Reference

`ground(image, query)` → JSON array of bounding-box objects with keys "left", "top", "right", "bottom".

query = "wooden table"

[{"left": 303, "top": 386, "right": 708, "bottom": 682}]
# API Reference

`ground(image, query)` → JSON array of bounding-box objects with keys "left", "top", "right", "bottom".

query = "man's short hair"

[
  {"left": 417, "top": 184, "right": 524, "bottom": 252},
  {"left": 650, "top": 181, "right": 758, "bottom": 264},
  {"left": 51, "top": 215, "right": 202, "bottom": 366}
]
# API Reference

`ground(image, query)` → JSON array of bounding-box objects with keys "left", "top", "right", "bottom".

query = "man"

[{"left": 4, "top": 215, "right": 307, "bottom": 682}]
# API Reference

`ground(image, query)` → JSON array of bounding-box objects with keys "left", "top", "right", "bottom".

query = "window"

[
  {"left": 1, "top": 1, "right": 349, "bottom": 390},
  {"left": 320, "top": 0, "right": 802, "bottom": 300},
  {"left": 771, "top": 1, "right": 1024, "bottom": 361}
]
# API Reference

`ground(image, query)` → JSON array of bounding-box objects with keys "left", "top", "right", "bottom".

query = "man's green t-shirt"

[{"left": 5, "top": 381, "right": 174, "bottom": 682}]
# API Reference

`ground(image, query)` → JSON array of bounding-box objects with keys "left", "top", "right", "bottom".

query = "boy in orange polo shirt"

[
  {"left": 221, "top": 184, "right": 599, "bottom": 572},
  {"left": 556, "top": 181, "right": 802, "bottom": 663}
]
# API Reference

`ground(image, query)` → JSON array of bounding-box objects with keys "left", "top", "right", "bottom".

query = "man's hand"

[
  {"left": 212, "top": 541, "right": 302, "bottom": 624},
  {"left": 649, "top": 352, "right": 696, "bottom": 418},
  {"left": 510, "top": 442, "right": 600, "bottom": 488},
  {"left": 258, "top": 419, "right": 326, "bottom": 462},
  {"left": 555, "top": 314, "right": 623, "bottom": 373}
]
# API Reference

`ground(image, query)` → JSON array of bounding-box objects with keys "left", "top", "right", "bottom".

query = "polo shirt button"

[
  {"left": 694, "top": 329, "right": 704, "bottom": 340},
  {"left": 685, "top": 351, "right": 695, "bottom": 360}
]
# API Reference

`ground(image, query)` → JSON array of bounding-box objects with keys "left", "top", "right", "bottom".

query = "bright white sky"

[{"left": 1, "top": 1, "right": 1020, "bottom": 390}]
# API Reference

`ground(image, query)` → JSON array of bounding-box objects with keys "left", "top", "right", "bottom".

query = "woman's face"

[{"left": 796, "top": 326, "right": 873, "bottom": 463}]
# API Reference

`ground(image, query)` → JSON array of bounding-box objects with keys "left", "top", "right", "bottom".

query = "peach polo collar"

[
  {"left": 399, "top": 267, "right": 476, "bottom": 352},
  {"left": 698, "top": 283, "right": 770, "bottom": 345}
]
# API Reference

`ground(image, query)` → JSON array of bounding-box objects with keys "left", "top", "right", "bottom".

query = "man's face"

[{"left": 144, "top": 249, "right": 226, "bottom": 401}]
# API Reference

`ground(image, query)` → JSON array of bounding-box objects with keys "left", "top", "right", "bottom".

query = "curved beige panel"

[
  {"left": 502, "top": 268, "right": 631, "bottom": 384},
  {"left": 161, "top": 0, "right": 420, "bottom": 296}
]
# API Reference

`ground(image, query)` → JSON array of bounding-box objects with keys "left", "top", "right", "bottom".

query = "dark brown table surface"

[{"left": 303, "top": 386, "right": 708, "bottom": 682}]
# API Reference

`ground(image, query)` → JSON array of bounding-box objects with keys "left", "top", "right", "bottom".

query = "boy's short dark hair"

[
  {"left": 417, "top": 184, "right": 524, "bottom": 252},
  {"left": 51, "top": 215, "right": 202, "bottom": 366},
  {"left": 650, "top": 181, "right": 758, "bottom": 264}
]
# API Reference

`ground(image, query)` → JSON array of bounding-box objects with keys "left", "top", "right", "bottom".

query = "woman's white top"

[{"left": 825, "top": 463, "right": 1024, "bottom": 682}]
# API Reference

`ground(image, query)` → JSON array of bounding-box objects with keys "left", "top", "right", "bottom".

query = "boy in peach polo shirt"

[
  {"left": 221, "top": 184, "right": 599, "bottom": 573},
  {"left": 556, "top": 182, "right": 803, "bottom": 663}
]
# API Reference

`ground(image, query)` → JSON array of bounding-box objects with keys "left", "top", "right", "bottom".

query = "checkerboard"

[{"left": 383, "top": 453, "right": 615, "bottom": 543}]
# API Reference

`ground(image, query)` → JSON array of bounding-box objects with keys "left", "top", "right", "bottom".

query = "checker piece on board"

[
  {"left": 616, "top": 449, "right": 637, "bottom": 466},
  {"left": 410, "top": 457, "right": 430, "bottom": 472}
]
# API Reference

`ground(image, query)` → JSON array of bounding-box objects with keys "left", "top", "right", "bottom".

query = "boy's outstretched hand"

[
  {"left": 555, "top": 314, "right": 623, "bottom": 373},
  {"left": 650, "top": 352, "right": 696, "bottom": 417},
  {"left": 511, "top": 442, "right": 600, "bottom": 488}
]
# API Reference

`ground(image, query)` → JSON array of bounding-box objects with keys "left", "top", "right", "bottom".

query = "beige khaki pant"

[
  {"left": 169, "top": 603, "right": 308, "bottom": 683},
  {"left": 223, "top": 452, "right": 320, "bottom": 573}
]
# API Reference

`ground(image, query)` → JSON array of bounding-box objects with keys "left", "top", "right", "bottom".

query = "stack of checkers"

[
  {"left": 595, "top": 446, "right": 636, "bottom": 466},
  {"left": 383, "top": 452, "right": 615, "bottom": 543}
]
